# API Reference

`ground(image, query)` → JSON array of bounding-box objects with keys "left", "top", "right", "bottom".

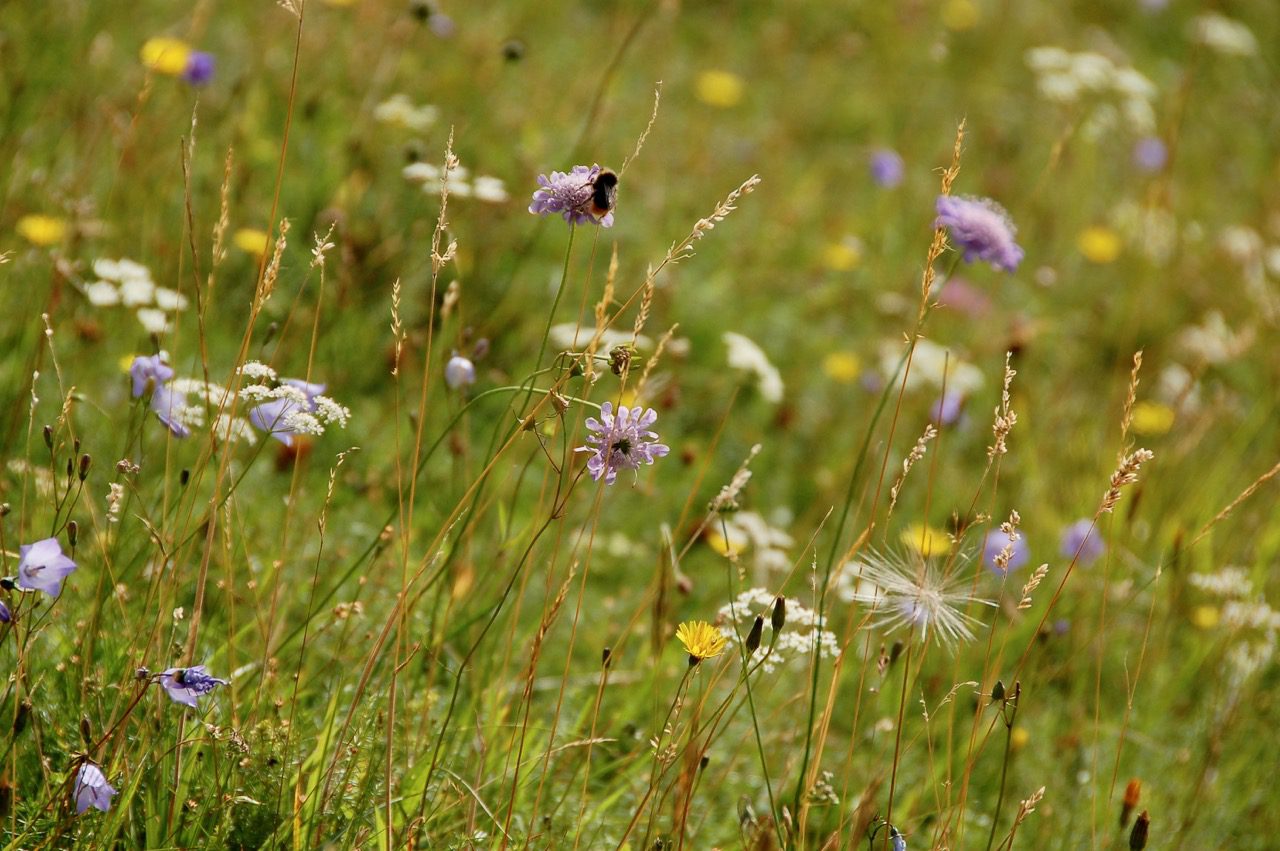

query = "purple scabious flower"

[
  {"left": 150, "top": 385, "right": 191, "bottom": 438},
  {"left": 158, "top": 665, "right": 229, "bottom": 708},
  {"left": 931, "top": 390, "right": 965, "bottom": 426},
  {"left": 73, "top": 762, "right": 117, "bottom": 815},
  {"left": 130, "top": 354, "right": 175, "bottom": 398},
  {"left": 869, "top": 148, "right": 905, "bottom": 188},
  {"left": 1060, "top": 518, "right": 1105, "bottom": 566},
  {"left": 576, "top": 401, "right": 669, "bottom": 485},
  {"left": 935, "top": 195, "right": 1024, "bottom": 273},
  {"left": 1132, "top": 137, "right": 1167, "bottom": 173},
  {"left": 528, "top": 164, "right": 614, "bottom": 227},
  {"left": 16, "top": 538, "right": 78, "bottom": 597},
  {"left": 982, "top": 529, "right": 1029, "bottom": 574},
  {"left": 182, "top": 51, "right": 215, "bottom": 86},
  {"left": 444, "top": 354, "right": 476, "bottom": 389}
]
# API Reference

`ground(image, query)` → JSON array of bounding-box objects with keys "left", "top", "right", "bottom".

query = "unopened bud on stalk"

[
  {"left": 78, "top": 454, "right": 91, "bottom": 480},
  {"left": 745, "top": 615, "right": 764, "bottom": 653},
  {"left": 67, "top": 521, "right": 78, "bottom": 548},
  {"left": 771, "top": 595, "right": 786, "bottom": 632},
  {"left": 1129, "top": 810, "right": 1150, "bottom": 849},
  {"left": 1120, "top": 778, "right": 1141, "bottom": 828},
  {"left": 43, "top": 425, "right": 53, "bottom": 449}
]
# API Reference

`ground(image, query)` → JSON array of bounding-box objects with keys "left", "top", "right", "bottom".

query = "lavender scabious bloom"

[
  {"left": 982, "top": 529, "right": 1029, "bottom": 574},
  {"left": 1132, "top": 137, "right": 1167, "bottom": 173},
  {"left": 129, "top": 354, "right": 175, "bottom": 398},
  {"left": 869, "top": 148, "right": 905, "bottom": 188},
  {"left": 931, "top": 390, "right": 965, "bottom": 426},
  {"left": 150, "top": 385, "right": 191, "bottom": 438},
  {"left": 16, "top": 537, "right": 78, "bottom": 597},
  {"left": 528, "top": 164, "right": 614, "bottom": 227},
  {"left": 158, "top": 665, "right": 229, "bottom": 707},
  {"left": 1060, "top": 518, "right": 1105, "bottom": 566},
  {"left": 444, "top": 354, "right": 476, "bottom": 389},
  {"left": 182, "top": 51, "right": 215, "bottom": 85},
  {"left": 576, "top": 401, "right": 669, "bottom": 485},
  {"left": 74, "top": 762, "right": 117, "bottom": 815},
  {"left": 935, "top": 195, "right": 1024, "bottom": 273}
]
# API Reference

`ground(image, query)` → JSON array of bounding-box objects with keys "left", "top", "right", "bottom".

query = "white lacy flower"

[
  {"left": 881, "top": 338, "right": 984, "bottom": 395},
  {"left": 85, "top": 281, "right": 121, "bottom": 306},
  {"left": 1192, "top": 13, "right": 1257, "bottom": 57},
  {"left": 154, "top": 287, "right": 189, "bottom": 311},
  {"left": 238, "top": 361, "right": 278, "bottom": 381},
  {"left": 717, "top": 588, "right": 840, "bottom": 674},
  {"left": 472, "top": 176, "right": 509, "bottom": 203},
  {"left": 549, "top": 323, "right": 652, "bottom": 352},
  {"left": 313, "top": 395, "right": 351, "bottom": 427},
  {"left": 121, "top": 277, "right": 156, "bottom": 307},
  {"left": 373, "top": 94, "right": 438, "bottom": 131},
  {"left": 724, "top": 331, "right": 784, "bottom": 403},
  {"left": 136, "top": 308, "right": 171, "bottom": 334}
]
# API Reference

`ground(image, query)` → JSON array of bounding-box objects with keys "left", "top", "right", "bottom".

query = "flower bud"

[
  {"left": 771, "top": 595, "right": 786, "bottom": 633},
  {"left": 1129, "top": 810, "right": 1149, "bottom": 850},
  {"left": 1120, "top": 778, "right": 1141, "bottom": 827},
  {"left": 601, "top": 646, "right": 612, "bottom": 668},
  {"left": 80, "top": 716, "right": 93, "bottom": 745},
  {"left": 991, "top": 680, "right": 1006, "bottom": 704},
  {"left": 78, "top": 453, "right": 92, "bottom": 481},
  {"left": 67, "top": 521, "right": 78, "bottom": 548},
  {"left": 12, "top": 700, "right": 31, "bottom": 736},
  {"left": 745, "top": 615, "right": 764, "bottom": 654},
  {"left": 43, "top": 425, "right": 53, "bottom": 449}
]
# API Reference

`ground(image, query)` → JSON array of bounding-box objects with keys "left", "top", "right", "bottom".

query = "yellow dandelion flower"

[
  {"left": 675, "top": 620, "right": 728, "bottom": 664},
  {"left": 1078, "top": 226, "right": 1122, "bottom": 264},
  {"left": 1190, "top": 605, "right": 1219, "bottom": 630},
  {"left": 705, "top": 529, "right": 746, "bottom": 558},
  {"left": 942, "top": 0, "right": 980, "bottom": 30},
  {"left": 695, "top": 70, "right": 744, "bottom": 109},
  {"left": 16, "top": 214, "right": 67, "bottom": 246},
  {"left": 1010, "top": 726, "right": 1030, "bottom": 751},
  {"left": 1131, "top": 401, "right": 1174, "bottom": 436},
  {"left": 900, "top": 524, "right": 950, "bottom": 558},
  {"left": 233, "top": 228, "right": 270, "bottom": 257},
  {"left": 140, "top": 37, "right": 193, "bottom": 76},
  {"left": 823, "top": 351, "right": 861, "bottom": 384},
  {"left": 822, "top": 239, "right": 862, "bottom": 272}
]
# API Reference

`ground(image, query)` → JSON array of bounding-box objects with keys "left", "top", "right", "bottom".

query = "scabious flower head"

[
  {"left": 528, "top": 164, "right": 614, "bottom": 227},
  {"left": 182, "top": 51, "right": 215, "bottom": 85},
  {"left": 675, "top": 620, "right": 728, "bottom": 663},
  {"left": 982, "top": 529, "right": 1030, "bottom": 574},
  {"left": 158, "top": 665, "right": 228, "bottom": 707},
  {"left": 935, "top": 195, "right": 1024, "bottom": 272},
  {"left": 16, "top": 537, "right": 78, "bottom": 597},
  {"left": 444, "top": 354, "right": 476, "bottom": 389},
  {"left": 869, "top": 148, "right": 905, "bottom": 188},
  {"left": 74, "top": 762, "right": 117, "bottom": 815},
  {"left": 850, "top": 549, "right": 994, "bottom": 649},
  {"left": 1060, "top": 519, "right": 1104, "bottom": 566},
  {"left": 576, "top": 401, "right": 669, "bottom": 485},
  {"left": 1132, "top": 137, "right": 1167, "bottom": 173},
  {"left": 129, "top": 354, "right": 174, "bottom": 398}
]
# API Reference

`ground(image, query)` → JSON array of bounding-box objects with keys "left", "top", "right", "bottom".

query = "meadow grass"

[{"left": 2, "top": 0, "right": 1279, "bottom": 848}]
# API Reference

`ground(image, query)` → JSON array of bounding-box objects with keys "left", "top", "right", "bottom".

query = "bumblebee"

[{"left": 584, "top": 168, "right": 618, "bottom": 221}]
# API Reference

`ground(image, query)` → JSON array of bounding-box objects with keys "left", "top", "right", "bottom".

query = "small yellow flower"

[
  {"left": 1078, "top": 226, "right": 1122, "bottom": 264},
  {"left": 140, "top": 37, "right": 193, "bottom": 76},
  {"left": 16, "top": 214, "right": 67, "bottom": 246},
  {"left": 822, "top": 239, "right": 862, "bottom": 272},
  {"left": 695, "top": 70, "right": 744, "bottom": 109},
  {"left": 705, "top": 529, "right": 746, "bottom": 558},
  {"left": 1131, "top": 401, "right": 1174, "bottom": 436},
  {"left": 675, "top": 620, "right": 728, "bottom": 663},
  {"left": 1010, "top": 726, "right": 1030, "bottom": 751},
  {"left": 1190, "top": 605, "right": 1219, "bottom": 630},
  {"left": 823, "top": 352, "right": 862, "bottom": 384},
  {"left": 119, "top": 354, "right": 140, "bottom": 374},
  {"left": 942, "top": 0, "right": 980, "bottom": 31},
  {"left": 233, "top": 228, "right": 270, "bottom": 257},
  {"left": 900, "top": 524, "right": 950, "bottom": 558}
]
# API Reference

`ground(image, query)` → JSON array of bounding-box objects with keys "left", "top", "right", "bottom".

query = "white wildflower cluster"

[
  {"left": 1216, "top": 225, "right": 1280, "bottom": 320},
  {"left": 1025, "top": 47, "right": 1157, "bottom": 138},
  {"left": 549, "top": 323, "right": 653, "bottom": 354},
  {"left": 84, "top": 258, "right": 189, "bottom": 335},
  {"left": 373, "top": 94, "right": 438, "bottom": 132},
  {"left": 403, "top": 161, "right": 509, "bottom": 203},
  {"left": 724, "top": 332, "right": 784, "bottom": 404},
  {"left": 238, "top": 360, "right": 278, "bottom": 382},
  {"left": 1221, "top": 600, "right": 1280, "bottom": 633},
  {"left": 1187, "top": 567, "right": 1253, "bottom": 598},
  {"left": 164, "top": 377, "right": 257, "bottom": 444},
  {"left": 717, "top": 588, "right": 840, "bottom": 674},
  {"left": 711, "top": 511, "right": 795, "bottom": 575},
  {"left": 1190, "top": 13, "right": 1257, "bottom": 57},
  {"left": 1177, "top": 311, "right": 1255, "bottom": 365},
  {"left": 879, "top": 338, "right": 983, "bottom": 396}
]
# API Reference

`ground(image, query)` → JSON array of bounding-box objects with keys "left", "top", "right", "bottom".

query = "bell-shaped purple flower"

[
  {"left": 444, "top": 354, "right": 476, "bottom": 389},
  {"left": 16, "top": 537, "right": 78, "bottom": 597},
  {"left": 74, "top": 762, "right": 117, "bottom": 814},
  {"left": 1060, "top": 519, "right": 1105, "bottom": 566},
  {"left": 935, "top": 195, "right": 1024, "bottom": 273},
  {"left": 158, "top": 665, "right": 229, "bottom": 708},
  {"left": 129, "top": 354, "right": 175, "bottom": 398},
  {"left": 150, "top": 385, "right": 191, "bottom": 438},
  {"left": 182, "top": 51, "right": 215, "bottom": 86},
  {"left": 0, "top": 600, "right": 10, "bottom": 623},
  {"left": 576, "top": 401, "right": 669, "bottom": 485}
]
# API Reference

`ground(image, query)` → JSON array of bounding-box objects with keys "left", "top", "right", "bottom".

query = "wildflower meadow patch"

[{"left": 1, "top": 1, "right": 1278, "bottom": 848}]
